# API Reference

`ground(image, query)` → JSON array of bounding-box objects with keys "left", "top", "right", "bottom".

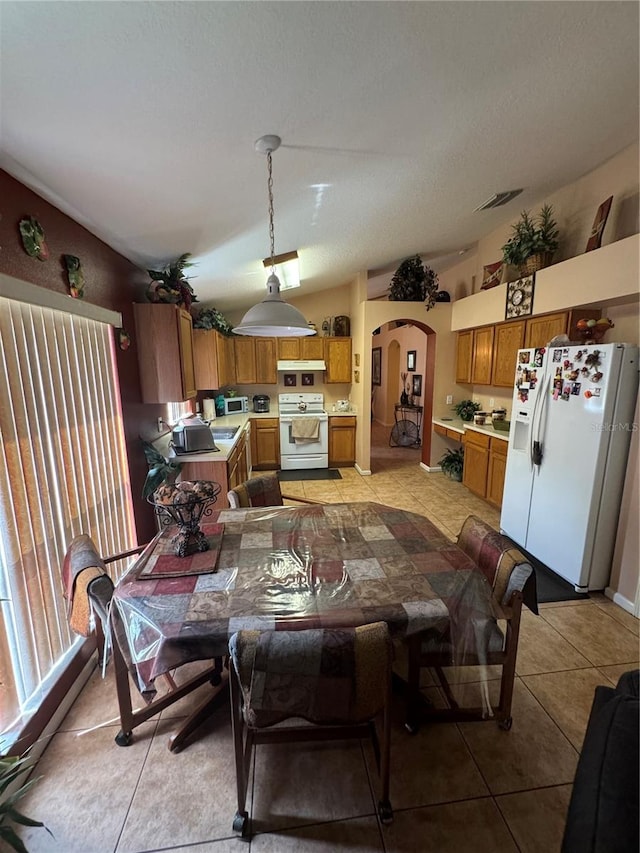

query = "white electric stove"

[{"left": 278, "top": 393, "right": 329, "bottom": 469}]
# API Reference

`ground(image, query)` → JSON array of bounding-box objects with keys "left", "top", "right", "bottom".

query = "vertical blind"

[{"left": 0, "top": 297, "right": 136, "bottom": 749}]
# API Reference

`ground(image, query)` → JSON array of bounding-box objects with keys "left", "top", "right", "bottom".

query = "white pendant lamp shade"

[
  {"left": 233, "top": 274, "right": 313, "bottom": 336},
  {"left": 233, "top": 134, "right": 313, "bottom": 338}
]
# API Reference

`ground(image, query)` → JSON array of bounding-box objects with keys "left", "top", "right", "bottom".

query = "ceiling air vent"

[{"left": 474, "top": 189, "right": 523, "bottom": 211}]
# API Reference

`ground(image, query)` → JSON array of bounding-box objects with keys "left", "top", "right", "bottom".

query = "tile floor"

[{"left": 17, "top": 430, "right": 639, "bottom": 852}]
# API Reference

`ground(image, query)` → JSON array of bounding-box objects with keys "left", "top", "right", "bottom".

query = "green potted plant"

[
  {"left": 388, "top": 255, "right": 439, "bottom": 310},
  {"left": 502, "top": 204, "right": 559, "bottom": 276},
  {"left": 453, "top": 399, "right": 481, "bottom": 422},
  {"left": 192, "top": 307, "right": 235, "bottom": 336},
  {"left": 440, "top": 447, "right": 464, "bottom": 481},
  {"left": 0, "top": 753, "right": 51, "bottom": 851},
  {"left": 146, "top": 253, "right": 198, "bottom": 311},
  {"left": 141, "top": 438, "right": 182, "bottom": 500}
]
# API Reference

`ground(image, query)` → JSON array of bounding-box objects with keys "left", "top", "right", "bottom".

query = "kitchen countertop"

[
  {"left": 169, "top": 408, "right": 359, "bottom": 464},
  {"left": 432, "top": 416, "right": 510, "bottom": 442}
]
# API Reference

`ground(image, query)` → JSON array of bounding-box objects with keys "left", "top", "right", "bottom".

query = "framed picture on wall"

[
  {"left": 372, "top": 347, "right": 382, "bottom": 386},
  {"left": 412, "top": 374, "right": 422, "bottom": 397},
  {"left": 407, "top": 351, "right": 416, "bottom": 371},
  {"left": 284, "top": 374, "right": 296, "bottom": 387}
]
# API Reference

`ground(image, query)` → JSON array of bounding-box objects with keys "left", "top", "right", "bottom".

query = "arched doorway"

[{"left": 369, "top": 319, "right": 435, "bottom": 473}]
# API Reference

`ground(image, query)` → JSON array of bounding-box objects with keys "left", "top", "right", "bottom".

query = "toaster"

[{"left": 171, "top": 422, "right": 218, "bottom": 454}]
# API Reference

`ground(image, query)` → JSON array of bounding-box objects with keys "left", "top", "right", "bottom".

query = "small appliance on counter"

[
  {"left": 335, "top": 399, "right": 351, "bottom": 412},
  {"left": 223, "top": 396, "right": 249, "bottom": 415},
  {"left": 171, "top": 418, "right": 219, "bottom": 454},
  {"left": 252, "top": 394, "right": 270, "bottom": 413}
]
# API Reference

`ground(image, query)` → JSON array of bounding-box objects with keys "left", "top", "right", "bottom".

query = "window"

[{"left": 0, "top": 297, "right": 136, "bottom": 750}]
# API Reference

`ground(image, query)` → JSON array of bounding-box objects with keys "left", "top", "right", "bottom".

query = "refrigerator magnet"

[
  {"left": 571, "top": 382, "right": 581, "bottom": 396},
  {"left": 553, "top": 349, "right": 562, "bottom": 362},
  {"left": 591, "top": 371, "right": 603, "bottom": 383},
  {"left": 562, "top": 386, "right": 571, "bottom": 401}
]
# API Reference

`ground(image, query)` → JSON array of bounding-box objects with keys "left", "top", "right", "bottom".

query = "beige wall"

[{"left": 442, "top": 142, "right": 639, "bottom": 303}]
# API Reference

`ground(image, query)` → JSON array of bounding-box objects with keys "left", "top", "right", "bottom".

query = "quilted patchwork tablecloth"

[{"left": 111, "top": 502, "right": 499, "bottom": 693}]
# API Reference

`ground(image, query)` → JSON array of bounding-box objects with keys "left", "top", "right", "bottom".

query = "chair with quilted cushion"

[
  {"left": 227, "top": 472, "right": 326, "bottom": 509},
  {"left": 62, "top": 534, "right": 224, "bottom": 750},
  {"left": 229, "top": 622, "right": 393, "bottom": 838},
  {"left": 404, "top": 515, "right": 537, "bottom": 732}
]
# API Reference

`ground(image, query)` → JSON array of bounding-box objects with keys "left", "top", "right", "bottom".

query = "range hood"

[{"left": 277, "top": 359, "right": 326, "bottom": 372}]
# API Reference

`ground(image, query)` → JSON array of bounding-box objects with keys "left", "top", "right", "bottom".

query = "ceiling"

[{"left": 1, "top": 2, "right": 638, "bottom": 312}]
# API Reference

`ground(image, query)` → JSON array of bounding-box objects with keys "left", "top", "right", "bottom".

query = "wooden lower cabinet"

[
  {"left": 462, "top": 430, "right": 490, "bottom": 498},
  {"left": 180, "top": 427, "right": 250, "bottom": 507},
  {"left": 251, "top": 418, "right": 280, "bottom": 469},
  {"left": 329, "top": 416, "right": 356, "bottom": 466},
  {"left": 486, "top": 438, "right": 508, "bottom": 508},
  {"left": 462, "top": 430, "right": 508, "bottom": 508}
]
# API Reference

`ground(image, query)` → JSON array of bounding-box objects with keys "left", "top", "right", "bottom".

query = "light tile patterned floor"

[{"left": 17, "top": 427, "right": 639, "bottom": 852}]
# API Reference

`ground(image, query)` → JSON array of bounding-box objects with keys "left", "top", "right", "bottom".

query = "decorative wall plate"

[
  {"left": 19, "top": 216, "right": 49, "bottom": 261},
  {"left": 63, "top": 254, "right": 85, "bottom": 298},
  {"left": 505, "top": 275, "right": 535, "bottom": 320},
  {"left": 117, "top": 328, "right": 131, "bottom": 350}
]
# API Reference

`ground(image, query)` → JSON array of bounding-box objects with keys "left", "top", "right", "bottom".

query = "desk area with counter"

[{"left": 432, "top": 416, "right": 509, "bottom": 508}]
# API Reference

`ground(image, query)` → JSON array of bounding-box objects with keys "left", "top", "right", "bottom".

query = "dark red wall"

[{"left": 0, "top": 169, "right": 160, "bottom": 541}]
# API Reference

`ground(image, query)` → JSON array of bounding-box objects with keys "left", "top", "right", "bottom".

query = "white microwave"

[{"left": 223, "top": 396, "right": 249, "bottom": 415}]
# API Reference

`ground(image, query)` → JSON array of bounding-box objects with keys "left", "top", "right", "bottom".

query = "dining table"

[{"left": 109, "top": 501, "right": 500, "bottom": 751}]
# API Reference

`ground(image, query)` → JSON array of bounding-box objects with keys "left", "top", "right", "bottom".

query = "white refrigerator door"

[
  {"left": 524, "top": 343, "right": 625, "bottom": 588},
  {"left": 500, "top": 346, "right": 548, "bottom": 546}
]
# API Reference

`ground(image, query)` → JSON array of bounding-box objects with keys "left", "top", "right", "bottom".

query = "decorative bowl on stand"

[{"left": 148, "top": 480, "right": 221, "bottom": 557}]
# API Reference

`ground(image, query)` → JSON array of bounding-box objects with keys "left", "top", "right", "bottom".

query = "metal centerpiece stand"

[{"left": 147, "top": 480, "right": 222, "bottom": 557}]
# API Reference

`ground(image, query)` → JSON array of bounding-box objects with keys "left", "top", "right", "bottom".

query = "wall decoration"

[
  {"left": 481, "top": 260, "right": 504, "bottom": 290},
  {"left": 505, "top": 274, "right": 535, "bottom": 320},
  {"left": 585, "top": 196, "right": 613, "bottom": 252},
  {"left": 301, "top": 373, "right": 314, "bottom": 386},
  {"left": 412, "top": 374, "right": 422, "bottom": 397},
  {"left": 63, "top": 254, "right": 85, "bottom": 298},
  {"left": 372, "top": 347, "right": 382, "bottom": 386},
  {"left": 407, "top": 350, "right": 417, "bottom": 371},
  {"left": 19, "top": 216, "right": 49, "bottom": 261},
  {"left": 116, "top": 328, "right": 131, "bottom": 351},
  {"left": 284, "top": 374, "right": 296, "bottom": 387}
]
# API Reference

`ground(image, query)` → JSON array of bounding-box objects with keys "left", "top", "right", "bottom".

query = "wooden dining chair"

[
  {"left": 227, "top": 472, "right": 326, "bottom": 508},
  {"left": 229, "top": 622, "right": 394, "bottom": 838},
  {"left": 405, "top": 515, "right": 536, "bottom": 733},
  {"left": 62, "top": 534, "right": 225, "bottom": 750}
]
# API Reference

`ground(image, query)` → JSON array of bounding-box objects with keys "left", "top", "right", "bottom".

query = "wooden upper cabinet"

[
  {"left": 276, "top": 336, "right": 325, "bottom": 361},
  {"left": 455, "top": 330, "right": 473, "bottom": 384},
  {"left": 234, "top": 337, "right": 257, "bottom": 384},
  {"left": 300, "top": 337, "right": 325, "bottom": 359},
  {"left": 193, "top": 329, "right": 236, "bottom": 390},
  {"left": 277, "top": 338, "right": 300, "bottom": 359},
  {"left": 524, "top": 312, "right": 568, "bottom": 349},
  {"left": 324, "top": 337, "right": 352, "bottom": 383},
  {"left": 134, "top": 303, "right": 196, "bottom": 403},
  {"left": 255, "top": 338, "right": 277, "bottom": 383},
  {"left": 471, "top": 326, "right": 494, "bottom": 385},
  {"left": 492, "top": 320, "right": 526, "bottom": 387}
]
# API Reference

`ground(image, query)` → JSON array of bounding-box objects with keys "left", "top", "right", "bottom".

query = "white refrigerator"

[{"left": 500, "top": 342, "right": 638, "bottom": 592}]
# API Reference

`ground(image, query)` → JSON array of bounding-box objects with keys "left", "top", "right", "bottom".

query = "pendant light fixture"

[{"left": 233, "top": 135, "right": 313, "bottom": 337}]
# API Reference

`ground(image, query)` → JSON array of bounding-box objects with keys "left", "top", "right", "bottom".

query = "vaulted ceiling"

[{"left": 1, "top": 1, "right": 638, "bottom": 311}]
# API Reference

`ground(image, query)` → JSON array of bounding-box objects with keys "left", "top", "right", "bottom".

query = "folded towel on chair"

[{"left": 291, "top": 417, "right": 320, "bottom": 442}]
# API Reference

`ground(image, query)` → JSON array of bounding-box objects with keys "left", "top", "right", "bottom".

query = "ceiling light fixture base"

[{"left": 254, "top": 135, "right": 281, "bottom": 155}]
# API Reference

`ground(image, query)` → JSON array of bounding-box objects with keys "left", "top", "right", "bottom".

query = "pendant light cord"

[{"left": 267, "top": 150, "right": 276, "bottom": 274}]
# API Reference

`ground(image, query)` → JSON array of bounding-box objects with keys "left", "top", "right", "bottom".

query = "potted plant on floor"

[
  {"left": 440, "top": 447, "right": 464, "bottom": 481},
  {"left": 141, "top": 438, "right": 182, "bottom": 500},
  {"left": 0, "top": 753, "right": 51, "bottom": 851}
]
